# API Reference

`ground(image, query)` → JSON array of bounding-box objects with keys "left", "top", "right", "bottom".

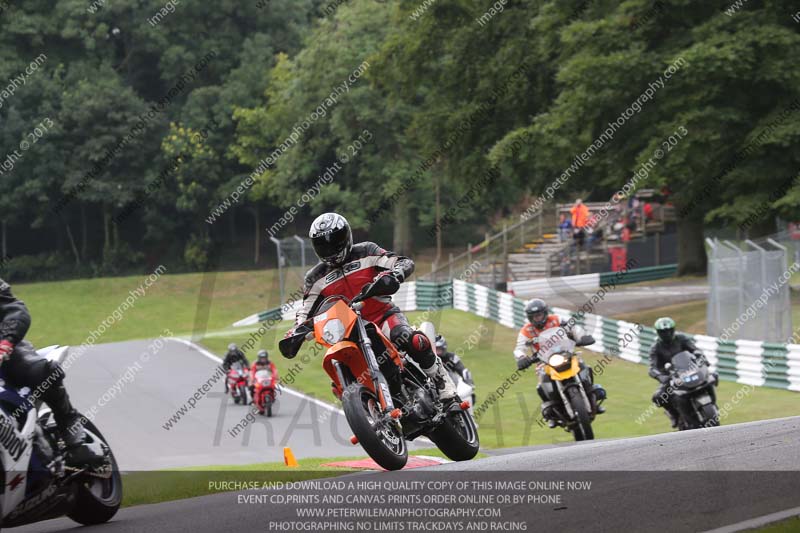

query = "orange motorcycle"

[{"left": 279, "top": 276, "right": 479, "bottom": 470}]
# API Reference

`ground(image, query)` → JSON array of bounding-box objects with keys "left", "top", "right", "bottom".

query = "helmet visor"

[
  {"left": 312, "top": 226, "right": 350, "bottom": 263},
  {"left": 657, "top": 328, "right": 675, "bottom": 342},
  {"left": 530, "top": 310, "right": 547, "bottom": 325}
]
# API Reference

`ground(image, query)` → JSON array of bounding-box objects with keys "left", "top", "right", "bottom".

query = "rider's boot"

[
  {"left": 423, "top": 358, "right": 456, "bottom": 401},
  {"left": 664, "top": 403, "right": 680, "bottom": 429},
  {"left": 592, "top": 384, "right": 607, "bottom": 414},
  {"left": 46, "top": 383, "right": 105, "bottom": 466},
  {"left": 541, "top": 400, "right": 558, "bottom": 428}
]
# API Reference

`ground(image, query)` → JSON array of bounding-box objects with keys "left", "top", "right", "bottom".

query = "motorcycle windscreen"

[
  {"left": 671, "top": 351, "right": 706, "bottom": 388},
  {"left": 255, "top": 369, "right": 272, "bottom": 382},
  {"left": 538, "top": 327, "right": 576, "bottom": 360}
]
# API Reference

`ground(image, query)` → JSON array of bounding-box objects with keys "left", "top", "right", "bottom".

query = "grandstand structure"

[{"left": 423, "top": 190, "right": 677, "bottom": 289}]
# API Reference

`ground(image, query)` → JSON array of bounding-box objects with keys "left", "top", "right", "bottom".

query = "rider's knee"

[{"left": 391, "top": 326, "right": 434, "bottom": 367}]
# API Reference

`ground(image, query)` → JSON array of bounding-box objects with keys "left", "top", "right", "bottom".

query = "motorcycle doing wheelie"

[
  {"left": 532, "top": 327, "right": 605, "bottom": 441},
  {"left": 252, "top": 368, "right": 276, "bottom": 417},
  {"left": 0, "top": 345, "right": 122, "bottom": 530},
  {"left": 227, "top": 362, "right": 249, "bottom": 405},
  {"left": 663, "top": 351, "right": 719, "bottom": 430},
  {"left": 280, "top": 276, "right": 479, "bottom": 471}
]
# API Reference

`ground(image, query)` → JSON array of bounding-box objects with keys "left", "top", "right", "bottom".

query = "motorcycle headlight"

[
  {"left": 548, "top": 354, "right": 568, "bottom": 368},
  {"left": 322, "top": 319, "right": 346, "bottom": 344}
]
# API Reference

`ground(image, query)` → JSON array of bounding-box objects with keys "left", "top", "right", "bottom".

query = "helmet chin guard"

[{"left": 310, "top": 213, "right": 352, "bottom": 266}]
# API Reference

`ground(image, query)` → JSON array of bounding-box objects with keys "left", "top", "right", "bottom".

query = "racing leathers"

[
  {"left": 0, "top": 278, "right": 102, "bottom": 465},
  {"left": 223, "top": 349, "right": 249, "bottom": 392},
  {"left": 249, "top": 360, "right": 277, "bottom": 398},
  {"left": 293, "top": 241, "right": 454, "bottom": 399}
]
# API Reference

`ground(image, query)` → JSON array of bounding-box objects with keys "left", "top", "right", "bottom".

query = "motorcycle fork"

[
  {"left": 355, "top": 316, "right": 396, "bottom": 412},
  {"left": 555, "top": 380, "right": 575, "bottom": 419},
  {"left": 556, "top": 377, "right": 591, "bottom": 420}
]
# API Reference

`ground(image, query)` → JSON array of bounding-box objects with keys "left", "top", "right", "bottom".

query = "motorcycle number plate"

[{"left": 696, "top": 394, "right": 712, "bottom": 405}]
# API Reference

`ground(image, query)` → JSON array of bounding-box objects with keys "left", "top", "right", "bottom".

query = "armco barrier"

[
  {"left": 509, "top": 264, "right": 678, "bottom": 298},
  {"left": 234, "top": 277, "right": 799, "bottom": 392},
  {"left": 599, "top": 264, "right": 678, "bottom": 286}
]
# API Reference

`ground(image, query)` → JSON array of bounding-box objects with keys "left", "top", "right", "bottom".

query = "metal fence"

[
  {"left": 706, "top": 238, "right": 792, "bottom": 343},
  {"left": 269, "top": 235, "right": 311, "bottom": 304}
]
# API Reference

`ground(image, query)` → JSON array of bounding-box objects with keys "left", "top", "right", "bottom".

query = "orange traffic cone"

[{"left": 283, "top": 447, "right": 299, "bottom": 468}]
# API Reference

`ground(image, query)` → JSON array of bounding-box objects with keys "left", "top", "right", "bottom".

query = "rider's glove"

[
  {"left": 0, "top": 339, "right": 13, "bottom": 362},
  {"left": 374, "top": 270, "right": 404, "bottom": 284},
  {"left": 657, "top": 373, "right": 670, "bottom": 384},
  {"left": 517, "top": 356, "right": 534, "bottom": 371}
]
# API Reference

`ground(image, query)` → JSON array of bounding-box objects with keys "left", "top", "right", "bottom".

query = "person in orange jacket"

[{"left": 570, "top": 199, "right": 590, "bottom": 249}]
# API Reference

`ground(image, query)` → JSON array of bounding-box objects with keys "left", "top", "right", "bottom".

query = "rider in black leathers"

[
  {"left": 0, "top": 278, "right": 102, "bottom": 465},
  {"left": 649, "top": 317, "right": 709, "bottom": 428},
  {"left": 222, "top": 343, "right": 249, "bottom": 392},
  {"left": 434, "top": 335, "right": 473, "bottom": 386}
]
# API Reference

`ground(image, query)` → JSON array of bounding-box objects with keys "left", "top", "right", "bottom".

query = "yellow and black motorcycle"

[{"left": 530, "top": 327, "right": 605, "bottom": 441}]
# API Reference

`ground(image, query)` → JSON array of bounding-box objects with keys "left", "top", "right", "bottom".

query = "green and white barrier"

[
  {"left": 508, "top": 264, "right": 679, "bottom": 299},
  {"left": 452, "top": 279, "right": 800, "bottom": 392},
  {"left": 232, "top": 281, "right": 449, "bottom": 327},
  {"left": 234, "top": 277, "right": 799, "bottom": 392}
]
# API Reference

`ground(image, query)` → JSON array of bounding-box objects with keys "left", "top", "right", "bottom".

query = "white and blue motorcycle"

[{"left": 0, "top": 345, "right": 121, "bottom": 530}]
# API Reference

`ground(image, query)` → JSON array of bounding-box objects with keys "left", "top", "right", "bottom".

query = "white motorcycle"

[{"left": 0, "top": 345, "right": 121, "bottom": 530}]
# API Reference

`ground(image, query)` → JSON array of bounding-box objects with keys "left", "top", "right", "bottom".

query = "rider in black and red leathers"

[{"left": 290, "top": 212, "right": 456, "bottom": 400}]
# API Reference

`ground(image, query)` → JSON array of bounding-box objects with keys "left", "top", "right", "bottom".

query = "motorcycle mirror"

[{"left": 575, "top": 335, "right": 595, "bottom": 347}]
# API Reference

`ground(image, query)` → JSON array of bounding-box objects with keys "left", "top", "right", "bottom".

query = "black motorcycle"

[{"left": 665, "top": 351, "right": 719, "bottom": 430}]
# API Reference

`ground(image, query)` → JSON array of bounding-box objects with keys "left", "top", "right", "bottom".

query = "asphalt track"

[
  {"left": 545, "top": 280, "right": 709, "bottom": 316},
  {"left": 53, "top": 338, "right": 431, "bottom": 471},
  {"left": 20, "top": 417, "right": 800, "bottom": 532}
]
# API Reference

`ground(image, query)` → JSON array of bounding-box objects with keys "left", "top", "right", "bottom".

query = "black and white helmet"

[
  {"left": 525, "top": 298, "right": 548, "bottom": 328},
  {"left": 310, "top": 212, "right": 352, "bottom": 266},
  {"left": 434, "top": 334, "right": 447, "bottom": 356}
]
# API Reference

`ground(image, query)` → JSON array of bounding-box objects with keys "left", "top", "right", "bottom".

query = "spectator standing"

[
  {"left": 558, "top": 213, "right": 573, "bottom": 242},
  {"left": 570, "top": 199, "right": 590, "bottom": 249}
]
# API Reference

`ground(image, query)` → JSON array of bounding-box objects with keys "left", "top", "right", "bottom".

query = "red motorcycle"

[
  {"left": 227, "top": 362, "right": 249, "bottom": 405},
  {"left": 252, "top": 367, "right": 276, "bottom": 416}
]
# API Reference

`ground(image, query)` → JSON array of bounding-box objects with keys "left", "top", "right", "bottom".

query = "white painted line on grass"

[{"left": 701, "top": 505, "right": 800, "bottom": 533}]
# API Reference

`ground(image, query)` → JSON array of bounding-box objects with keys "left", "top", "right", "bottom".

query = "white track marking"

[
  {"left": 701, "top": 505, "right": 800, "bottom": 533},
  {"left": 166, "top": 337, "right": 437, "bottom": 447},
  {"left": 167, "top": 337, "right": 344, "bottom": 416}
]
